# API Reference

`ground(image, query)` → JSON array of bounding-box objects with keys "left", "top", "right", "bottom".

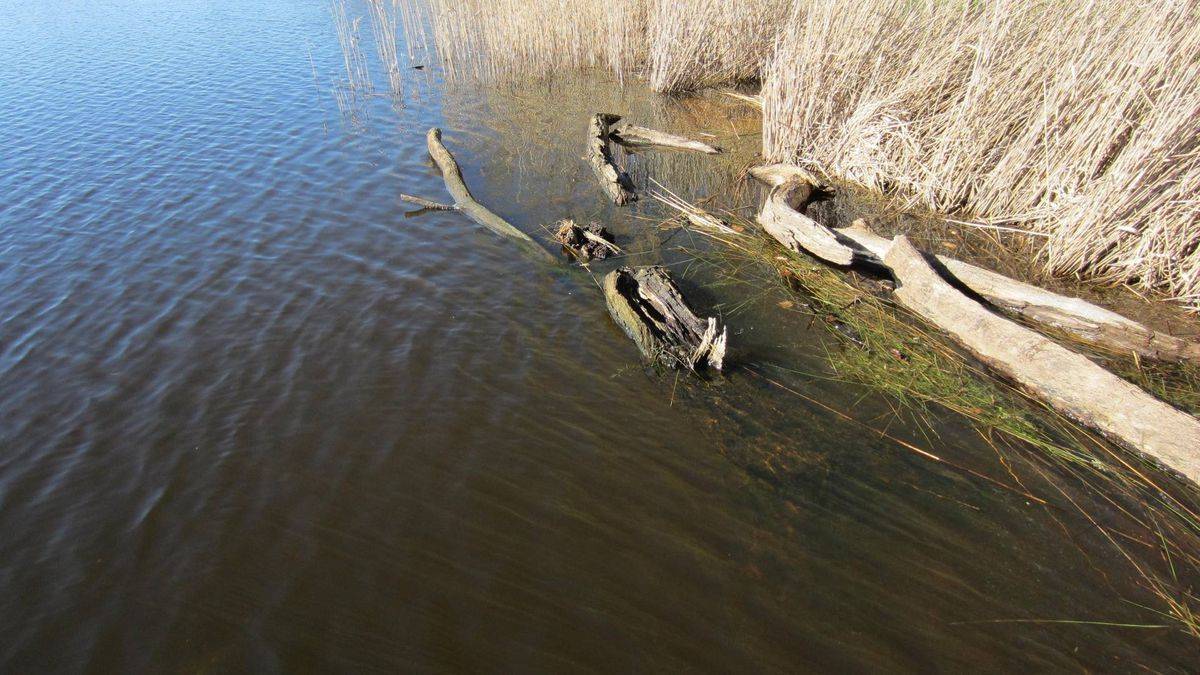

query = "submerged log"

[
  {"left": 426, "top": 128, "right": 555, "bottom": 263},
  {"left": 758, "top": 179, "right": 858, "bottom": 266},
  {"left": 603, "top": 266, "right": 726, "bottom": 371},
  {"left": 554, "top": 219, "right": 618, "bottom": 261},
  {"left": 587, "top": 113, "right": 637, "bottom": 205},
  {"left": 836, "top": 220, "right": 1200, "bottom": 363},
  {"left": 886, "top": 235, "right": 1200, "bottom": 485},
  {"left": 399, "top": 193, "right": 455, "bottom": 211},
  {"left": 611, "top": 124, "right": 723, "bottom": 155}
]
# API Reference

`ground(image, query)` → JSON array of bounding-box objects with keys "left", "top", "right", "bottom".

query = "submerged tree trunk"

[
  {"left": 886, "top": 235, "right": 1200, "bottom": 485},
  {"left": 603, "top": 266, "right": 726, "bottom": 371},
  {"left": 587, "top": 114, "right": 637, "bottom": 205}
]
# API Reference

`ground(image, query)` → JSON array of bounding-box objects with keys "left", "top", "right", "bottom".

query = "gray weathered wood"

[
  {"left": 426, "top": 128, "right": 555, "bottom": 262},
  {"left": 758, "top": 179, "right": 857, "bottom": 266},
  {"left": 837, "top": 220, "right": 1200, "bottom": 363},
  {"left": 587, "top": 114, "right": 637, "bottom": 205},
  {"left": 749, "top": 166, "right": 1200, "bottom": 362},
  {"left": 886, "top": 235, "right": 1200, "bottom": 485},
  {"left": 603, "top": 266, "right": 726, "bottom": 371},
  {"left": 611, "top": 124, "right": 723, "bottom": 154},
  {"left": 399, "top": 193, "right": 456, "bottom": 211}
]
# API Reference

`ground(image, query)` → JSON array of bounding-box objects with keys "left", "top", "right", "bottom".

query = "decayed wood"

[
  {"left": 426, "top": 128, "right": 555, "bottom": 263},
  {"left": 603, "top": 266, "right": 726, "bottom": 371},
  {"left": 400, "top": 193, "right": 456, "bottom": 211},
  {"left": 611, "top": 124, "right": 723, "bottom": 154},
  {"left": 748, "top": 163, "right": 829, "bottom": 191},
  {"left": 749, "top": 166, "right": 1200, "bottom": 362},
  {"left": 885, "top": 235, "right": 1200, "bottom": 485},
  {"left": 836, "top": 220, "right": 1200, "bottom": 363},
  {"left": 758, "top": 179, "right": 858, "bottom": 266},
  {"left": 554, "top": 219, "right": 618, "bottom": 261},
  {"left": 587, "top": 113, "right": 637, "bottom": 205}
]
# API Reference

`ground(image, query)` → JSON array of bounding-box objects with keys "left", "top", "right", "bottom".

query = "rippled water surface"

[{"left": 2, "top": 1, "right": 1197, "bottom": 671}]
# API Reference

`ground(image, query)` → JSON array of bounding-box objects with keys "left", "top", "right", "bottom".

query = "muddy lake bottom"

[{"left": 1, "top": 0, "right": 1198, "bottom": 671}]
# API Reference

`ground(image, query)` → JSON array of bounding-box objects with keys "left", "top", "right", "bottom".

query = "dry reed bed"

[{"left": 397, "top": 0, "right": 1200, "bottom": 308}]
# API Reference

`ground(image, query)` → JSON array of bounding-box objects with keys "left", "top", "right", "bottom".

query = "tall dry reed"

[{"left": 762, "top": 0, "right": 1200, "bottom": 307}]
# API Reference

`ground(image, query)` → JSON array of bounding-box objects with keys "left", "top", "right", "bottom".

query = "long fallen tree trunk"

[
  {"left": 610, "top": 124, "right": 723, "bottom": 154},
  {"left": 603, "top": 266, "right": 726, "bottom": 371},
  {"left": 751, "top": 171, "right": 1200, "bottom": 363},
  {"left": 885, "top": 235, "right": 1200, "bottom": 485},
  {"left": 587, "top": 114, "right": 637, "bottom": 205},
  {"left": 426, "top": 128, "right": 556, "bottom": 263},
  {"left": 836, "top": 220, "right": 1200, "bottom": 363}
]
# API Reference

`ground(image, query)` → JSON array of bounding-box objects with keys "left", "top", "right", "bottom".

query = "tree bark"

[
  {"left": 603, "top": 266, "right": 726, "bottom": 371},
  {"left": 886, "top": 235, "right": 1200, "bottom": 485},
  {"left": 587, "top": 114, "right": 637, "bottom": 205}
]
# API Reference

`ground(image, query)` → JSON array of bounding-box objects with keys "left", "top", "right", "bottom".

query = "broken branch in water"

[
  {"left": 399, "top": 193, "right": 456, "bottom": 211},
  {"left": 885, "top": 235, "right": 1200, "bottom": 486},
  {"left": 611, "top": 124, "right": 723, "bottom": 155},
  {"left": 603, "top": 266, "right": 726, "bottom": 372},
  {"left": 586, "top": 113, "right": 637, "bottom": 205},
  {"left": 425, "top": 127, "right": 556, "bottom": 262}
]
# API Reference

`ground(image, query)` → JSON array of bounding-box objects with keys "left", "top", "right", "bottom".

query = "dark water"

[{"left": 2, "top": 0, "right": 1196, "bottom": 671}]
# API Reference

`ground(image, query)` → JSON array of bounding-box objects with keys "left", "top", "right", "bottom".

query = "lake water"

[{"left": 1, "top": 0, "right": 1196, "bottom": 671}]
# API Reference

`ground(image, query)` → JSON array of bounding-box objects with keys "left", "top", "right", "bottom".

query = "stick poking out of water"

[{"left": 425, "top": 127, "right": 555, "bottom": 262}]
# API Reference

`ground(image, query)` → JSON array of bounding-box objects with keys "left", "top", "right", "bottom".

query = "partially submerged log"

[
  {"left": 748, "top": 163, "right": 829, "bottom": 191},
  {"left": 749, "top": 167, "right": 1200, "bottom": 362},
  {"left": 837, "top": 220, "right": 1200, "bottom": 363},
  {"left": 587, "top": 114, "right": 637, "bottom": 205},
  {"left": 885, "top": 235, "right": 1200, "bottom": 485},
  {"left": 611, "top": 124, "right": 722, "bottom": 155},
  {"left": 400, "top": 193, "right": 455, "bottom": 211},
  {"left": 603, "top": 266, "right": 726, "bottom": 371},
  {"left": 554, "top": 219, "right": 618, "bottom": 261},
  {"left": 758, "top": 179, "right": 858, "bottom": 266},
  {"left": 426, "top": 128, "right": 555, "bottom": 263}
]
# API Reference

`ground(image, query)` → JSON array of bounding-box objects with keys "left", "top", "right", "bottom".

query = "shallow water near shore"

[{"left": 2, "top": 0, "right": 1198, "bottom": 671}]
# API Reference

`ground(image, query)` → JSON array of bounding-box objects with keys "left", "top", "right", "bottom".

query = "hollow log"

[
  {"left": 611, "top": 124, "right": 723, "bottom": 154},
  {"left": 836, "top": 221, "right": 1200, "bottom": 363},
  {"left": 426, "top": 128, "right": 555, "bottom": 263},
  {"left": 554, "top": 219, "right": 618, "bottom": 261},
  {"left": 885, "top": 235, "right": 1200, "bottom": 485},
  {"left": 758, "top": 179, "right": 858, "bottom": 266},
  {"left": 587, "top": 113, "right": 637, "bottom": 205},
  {"left": 603, "top": 266, "right": 726, "bottom": 371}
]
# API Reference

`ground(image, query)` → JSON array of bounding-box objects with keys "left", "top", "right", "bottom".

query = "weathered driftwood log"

[
  {"left": 603, "top": 266, "right": 726, "bottom": 371},
  {"left": 836, "top": 220, "right": 1200, "bottom": 363},
  {"left": 611, "top": 124, "right": 723, "bottom": 154},
  {"left": 750, "top": 168, "right": 1200, "bottom": 362},
  {"left": 554, "top": 219, "right": 618, "bottom": 261},
  {"left": 758, "top": 179, "right": 858, "bottom": 266},
  {"left": 885, "top": 235, "right": 1200, "bottom": 485},
  {"left": 748, "top": 163, "right": 829, "bottom": 191},
  {"left": 587, "top": 114, "right": 637, "bottom": 205},
  {"left": 426, "top": 128, "right": 555, "bottom": 263}
]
